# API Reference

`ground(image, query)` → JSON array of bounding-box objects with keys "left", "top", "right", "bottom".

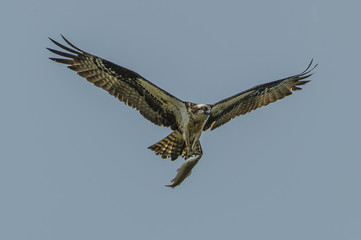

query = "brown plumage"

[
  {"left": 148, "top": 131, "right": 203, "bottom": 160},
  {"left": 48, "top": 36, "right": 184, "bottom": 131},
  {"left": 48, "top": 36, "right": 317, "bottom": 188},
  {"left": 203, "top": 60, "right": 316, "bottom": 131}
]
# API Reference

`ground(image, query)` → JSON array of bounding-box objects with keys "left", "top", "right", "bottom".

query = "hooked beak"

[{"left": 205, "top": 109, "right": 211, "bottom": 115}]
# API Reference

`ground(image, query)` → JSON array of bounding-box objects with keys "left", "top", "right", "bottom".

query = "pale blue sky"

[{"left": 1, "top": 0, "right": 361, "bottom": 239}]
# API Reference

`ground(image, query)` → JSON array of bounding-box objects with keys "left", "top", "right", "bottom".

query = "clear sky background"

[{"left": 1, "top": 0, "right": 360, "bottom": 239}]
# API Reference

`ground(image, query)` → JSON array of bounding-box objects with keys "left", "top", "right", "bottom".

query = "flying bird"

[{"left": 48, "top": 36, "right": 317, "bottom": 188}]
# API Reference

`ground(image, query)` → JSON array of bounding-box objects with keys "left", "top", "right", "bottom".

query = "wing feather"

[
  {"left": 204, "top": 60, "right": 317, "bottom": 131},
  {"left": 48, "top": 36, "right": 186, "bottom": 130}
]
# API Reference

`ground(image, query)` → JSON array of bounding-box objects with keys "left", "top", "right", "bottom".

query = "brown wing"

[
  {"left": 204, "top": 60, "right": 317, "bottom": 131},
  {"left": 48, "top": 36, "right": 186, "bottom": 131}
]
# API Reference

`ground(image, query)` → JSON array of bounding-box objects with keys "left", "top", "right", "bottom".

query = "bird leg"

[{"left": 165, "top": 152, "right": 202, "bottom": 188}]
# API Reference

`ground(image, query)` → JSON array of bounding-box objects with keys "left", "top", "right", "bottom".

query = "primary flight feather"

[{"left": 48, "top": 36, "right": 317, "bottom": 188}]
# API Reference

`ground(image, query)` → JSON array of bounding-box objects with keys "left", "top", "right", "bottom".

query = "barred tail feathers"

[
  {"left": 148, "top": 131, "right": 185, "bottom": 161},
  {"left": 148, "top": 131, "right": 204, "bottom": 160}
]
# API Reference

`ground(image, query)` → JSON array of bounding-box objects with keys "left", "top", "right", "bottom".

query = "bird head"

[{"left": 195, "top": 104, "right": 211, "bottom": 116}]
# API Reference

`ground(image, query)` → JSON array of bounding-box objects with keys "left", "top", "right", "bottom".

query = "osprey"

[{"left": 48, "top": 36, "right": 317, "bottom": 188}]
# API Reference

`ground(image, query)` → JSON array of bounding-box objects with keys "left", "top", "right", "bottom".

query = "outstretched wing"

[
  {"left": 48, "top": 36, "right": 186, "bottom": 131},
  {"left": 204, "top": 60, "right": 317, "bottom": 131}
]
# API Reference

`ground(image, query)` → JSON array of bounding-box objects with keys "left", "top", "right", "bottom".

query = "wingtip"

[
  {"left": 302, "top": 59, "right": 318, "bottom": 75},
  {"left": 299, "top": 80, "right": 311, "bottom": 85},
  {"left": 48, "top": 35, "right": 83, "bottom": 55},
  {"left": 48, "top": 37, "right": 58, "bottom": 45},
  {"left": 60, "top": 34, "right": 84, "bottom": 52},
  {"left": 49, "top": 34, "right": 66, "bottom": 42},
  {"left": 60, "top": 34, "right": 69, "bottom": 43}
]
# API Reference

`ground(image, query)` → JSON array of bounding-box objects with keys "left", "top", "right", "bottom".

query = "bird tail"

[
  {"left": 148, "top": 131, "right": 203, "bottom": 161},
  {"left": 148, "top": 131, "right": 185, "bottom": 161}
]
